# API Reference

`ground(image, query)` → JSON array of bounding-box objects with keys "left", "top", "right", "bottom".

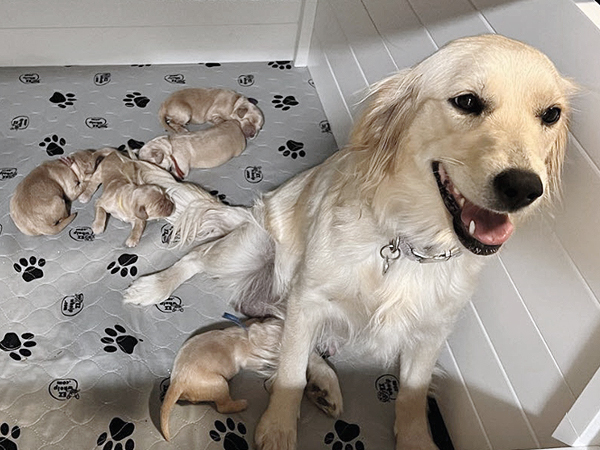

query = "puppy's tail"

[{"left": 160, "top": 381, "right": 184, "bottom": 441}]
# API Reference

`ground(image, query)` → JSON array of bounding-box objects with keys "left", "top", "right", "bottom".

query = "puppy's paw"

[
  {"left": 306, "top": 379, "right": 343, "bottom": 418},
  {"left": 123, "top": 274, "right": 172, "bottom": 306},
  {"left": 125, "top": 236, "right": 139, "bottom": 248},
  {"left": 255, "top": 412, "right": 297, "bottom": 450}
]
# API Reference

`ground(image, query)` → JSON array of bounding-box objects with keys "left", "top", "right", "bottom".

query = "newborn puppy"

[
  {"left": 82, "top": 150, "right": 175, "bottom": 247},
  {"left": 159, "top": 88, "right": 264, "bottom": 138},
  {"left": 9, "top": 148, "right": 111, "bottom": 235},
  {"left": 138, "top": 121, "right": 247, "bottom": 180},
  {"left": 160, "top": 317, "right": 282, "bottom": 441}
]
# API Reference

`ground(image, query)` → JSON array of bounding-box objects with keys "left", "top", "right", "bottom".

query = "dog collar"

[{"left": 380, "top": 236, "right": 461, "bottom": 274}]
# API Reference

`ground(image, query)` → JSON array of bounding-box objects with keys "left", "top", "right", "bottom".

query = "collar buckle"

[{"left": 380, "top": 236, "right": 461, "bottom": 274}]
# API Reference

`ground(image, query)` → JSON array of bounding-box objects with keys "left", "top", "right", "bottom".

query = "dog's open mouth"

[{"left": 432, "top": 162, "right": 513, "bottom": 256}]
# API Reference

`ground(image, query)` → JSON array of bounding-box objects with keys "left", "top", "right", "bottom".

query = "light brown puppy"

[
  {"left": 160, "top": 317, "right": 282, "bottom": 441},
  {"left": 10, "top": 149, "right": 111, "bottom": 235},
  {"left": 159, "top": 88, "right": 264, "bottom": 139},
  {"left": 81, "top": 150, "right": 175, "bottom": 247},
  {"left": 138, "top": 121, "right": 247, "bottom": 180}
]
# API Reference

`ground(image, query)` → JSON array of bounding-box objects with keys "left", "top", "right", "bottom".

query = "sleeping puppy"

[
  {"left": 160, "top": 317, "right": 282, "bottom": 441},
  {"left": 125, "top": 35, "right": 576, "bottom": 450},
  {"left": 9, "top": 148, "right": 111, "bottom": 235},
  {"left": 159, "top": 88, "right": 264, "bottom": 139},
  {"left": 81, "top": 150, "right": 175, "bottom": 247},
  {"left": 138, "top": 121, "right": 247, "bottom": 180}
]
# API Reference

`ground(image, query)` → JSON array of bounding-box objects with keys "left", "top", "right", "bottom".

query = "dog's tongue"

[{"left": 461, "top": 202, "right": 514, "bottom": 246}]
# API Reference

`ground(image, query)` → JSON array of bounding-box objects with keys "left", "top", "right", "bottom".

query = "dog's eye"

[
  {"left": 541, "top": 106, "right": 561, "bottom": 125},
  {"left": 450, "top": 94, "right": 484, "bottom": 115}
]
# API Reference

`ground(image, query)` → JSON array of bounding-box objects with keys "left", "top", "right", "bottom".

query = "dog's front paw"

[
  {"left": 123, "top": 274, "right": 172, "bottom": 306},
  {"left": 255, "top": 410, "right": 297, "bottom": 450}
]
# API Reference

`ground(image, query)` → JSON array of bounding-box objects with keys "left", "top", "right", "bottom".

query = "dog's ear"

[
  {"left": 233, "top": 97, "right": 248, "bottom": 119},
  {"left": 136, "top": 204, "right": 149, "bottom": 220},
  {"left": 349, "top": 68, "right": 422, "bottom": 193},
  {"left": 150, "top": 148, "right": 164, "bottom": 164}
]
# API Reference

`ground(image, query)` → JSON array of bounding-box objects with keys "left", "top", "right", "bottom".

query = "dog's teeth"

[
  {"left": 458, "top": 197, "right": 465, "bottom": 208},
  {"left": 469, "top": 220, "right": 476, "bottom": 235}
]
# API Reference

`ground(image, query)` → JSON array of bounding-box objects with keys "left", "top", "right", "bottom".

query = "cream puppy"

[
  {"left": 159, "top": 88, "right": 264, "bottom": 139},
  {"left": 10, "top": 148, "right": 111, "bottom": 235},
  {"left": 81, "top": 150, "right": 175, "bottom": 247},
  {"left": 138, "top": 121, "right": 247, "bottom": 180},
  {"left": 160, "top": 317, "right": 282, "bottom": 441}
]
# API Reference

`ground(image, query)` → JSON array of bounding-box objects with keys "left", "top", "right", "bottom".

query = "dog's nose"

[{"left": 493, "top": 169, "right": 543, "bottom": 211}]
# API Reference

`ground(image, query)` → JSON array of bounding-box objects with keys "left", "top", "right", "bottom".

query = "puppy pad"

[{"left": 0, "top": 63, "right": 449, "bottom": 450}]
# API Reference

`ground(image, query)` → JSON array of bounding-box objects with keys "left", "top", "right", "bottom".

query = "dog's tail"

[{"left": 160, "top": 381, "right": 184, "bottom": 441}]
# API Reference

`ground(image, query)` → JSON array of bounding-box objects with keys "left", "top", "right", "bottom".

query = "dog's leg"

[
  {"left": 305, "top": 352, "right": 343, "bottom": 418},
  {"left": 79, "top": 177, "right": 102, "bottom": 203},
  {"left": 91, "top": 204, "right": 108, "bottom": 235},
  {"left": 255, "top": 291, "right": 322, "bottom": 450},
  {"left": 395, "top": 338, "right": 445, "bottom": 450},
  {"left": 123, "top": 223, "right": 259, "bottom": 306},
  {"left": 125, "top": 218, "right": 146, "bottom": 248}
]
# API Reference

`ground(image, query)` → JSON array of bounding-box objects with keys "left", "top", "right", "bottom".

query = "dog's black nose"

[{"left": 493, "top": 169, "right": 543, "bottom": 211}]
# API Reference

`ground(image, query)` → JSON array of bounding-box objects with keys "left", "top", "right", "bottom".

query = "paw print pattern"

[
  {"left": 272, "top": 94, "right": 299, "bottom": 111},
  {"left": 0, "top": 332, "right": 36, "bottom": 361},
  {"left": 0, "top": 423, "right": 20, "bottom": 450},
  {"left": 204, "top": 63, "right": 222, "bottom": 68},
  {"left": 97, "top": 417, "right": 135, "bottom": 450},
  {"left": 107, "top": 253, "right": 138, "bottom": 277},
  {"left": 101, "top": 325, "right": 140, "bottom": 354},
  {"left": 209, "top": 418, "right": 248, "bottom": 450},
  {"left": 117, "top": 139, "right": 145, "bottom": 153},
  {"left": 39, "top": 135, "right": 66, "bottom": 156},
  {"left": 324, "top": 420, "right": 365, "bottom": 450},
  {"left": 14, "top": 256, "right": 45, "bottom": 282},
  {"left": 278, "top": 140, "right": 305, "bottom": 159},
  {"left": 123, "top": 92, "right": 150, "bottom": 108},
  {"left": 268, "top": 61, "right": 292, "bottom": 70},
  {"left": 209, "top": 190, "right": 230, "bottom": 206},
  {"left": 49, "top": 91, "right": 77, "bottom": 108}
]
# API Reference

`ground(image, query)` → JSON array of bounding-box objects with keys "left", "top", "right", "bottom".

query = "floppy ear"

[
  {"left": 150, "top": 148, "right": 164, "bottom": 164},
  {"left": 136, "top": 204, "right": 149, "bottom": 220},
  {"left": 349, "top": 68, "right": 422, "bottom": 193},
  {"left": 233, "top": 97, "right": 248, "bottom": 118}
]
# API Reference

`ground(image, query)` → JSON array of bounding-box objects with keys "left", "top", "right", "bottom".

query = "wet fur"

[{"left": 125, "top": 35, "right": 575, "bottom": 449}]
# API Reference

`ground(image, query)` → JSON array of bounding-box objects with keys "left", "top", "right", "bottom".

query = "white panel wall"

[
  {"left": 307, "top": 0, "right": 600, "bottom": 448},
  {"left": 0, "top": 0, "right": 304, "bottom": 66}
]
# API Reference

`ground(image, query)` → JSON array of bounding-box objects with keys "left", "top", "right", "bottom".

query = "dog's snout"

[{"left": 493, "top": 169, "right": 543, "bottom": 211}]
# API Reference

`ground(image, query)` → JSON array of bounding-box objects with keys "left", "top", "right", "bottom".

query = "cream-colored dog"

[
  {"left": 159, "top": 88, "right": 264, "bottom": 139},
  {"left": 138, "top": 121, "right": 247, "bottom": 180},
  {"left": 125, "top": 35, "right": 576, "bottom": 450},
  {"left": 10, "top": 149, "right": 111, "bottom": 235},
  {"left": 160, "top": 317, "right": 282, "bottom": 440},
  {"left": 81, "top": 150, "right": 175, "bottom": 247}
]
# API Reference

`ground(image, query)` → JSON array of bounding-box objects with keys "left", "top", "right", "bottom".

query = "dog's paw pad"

[{"left": 209, "top": 418, "right": 248, "bottom": 450}]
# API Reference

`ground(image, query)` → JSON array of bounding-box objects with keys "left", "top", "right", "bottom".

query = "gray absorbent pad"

[{"left": 0, "top": 63, "right": 407, "bottom": 449}]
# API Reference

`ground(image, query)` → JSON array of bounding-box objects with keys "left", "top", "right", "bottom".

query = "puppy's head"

[
  {"left": 133, "top": 185, "right": 175, "bottom": 220},
  {"left": 232, "top": 98, "right": 264, "bottom": 138},
  {"left": 352, "top": 34, "right": 576, "bottom": 255},
  {"left": 70, "top": 147, "right": 115, "bottom": 181}
]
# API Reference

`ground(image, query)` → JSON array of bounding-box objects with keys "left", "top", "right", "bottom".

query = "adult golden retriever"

[{"left": 124, "top": 35, "right": 575, "bottom": 449}]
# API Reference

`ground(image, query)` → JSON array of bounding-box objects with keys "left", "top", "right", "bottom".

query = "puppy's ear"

[
  {"left": 150, "top": 148, "right": 164, "bottom": 164},
  {"left": 233, "top": 97, "right": 248, "bottom": 118},
  {"left": 349, "top": 68, "right": 422, "bottom": 193},
  {"left": 136, "top": 204, "right": 149, "bottom": 220}
]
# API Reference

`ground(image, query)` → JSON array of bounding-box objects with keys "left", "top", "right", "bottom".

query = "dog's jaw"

[{"left": 432, "top": 161, "right": 514, "bottom": 256}]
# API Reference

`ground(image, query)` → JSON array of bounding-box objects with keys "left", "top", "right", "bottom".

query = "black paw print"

[
  {"left": 209, "top": 190, "right": 231, "bottom": 206},
  {"left": 39, "top": 135, "right": 66, "bottom": 156},
  {"left": 204, "top": 62, "right": 221, "bottom": 68},
  {"left": 325, "top": 420, "right": 364, "bottom": 450},
  {"left": 49, "top": 91, "right": 77, "bottom": 108},
  {"left": 278, "top": 140, "right": 305, "bottom": 159},
  {"left": 268, "top": 61, "right": 292, "bottom": 70},
  {"left": 117, "top": 139, "right": 145, "bottom": 153},
  {"left": 107, "top": 253, "right": 138, "bottom": 277},
  {"left": 123, "top": 92, "right": 150, "bottom": 108},
  {"left": 101, "top": 325, "right": 141, "bottom": 354},
  {"left": 97, "top": 417, "right": 135, "bottom": 450},
  {"left": 0, "top": 423, "right": 20, "bottom": 450},
  {"left": 272, "top": 95, "right": 299, "bottom": 111},
  {"left": 209, "top": 418, "right": 248, "bottom": 450},
  {"left": 14, "top": 256, "right": 46, "bottom": 282},
  {"left": 0, "top": 332, "right": 36, "bottom": 361}
]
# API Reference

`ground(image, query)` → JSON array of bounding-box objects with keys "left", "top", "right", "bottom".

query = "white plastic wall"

[{"left": 307, "top": 0, "right": 600, "bottom": 449}]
